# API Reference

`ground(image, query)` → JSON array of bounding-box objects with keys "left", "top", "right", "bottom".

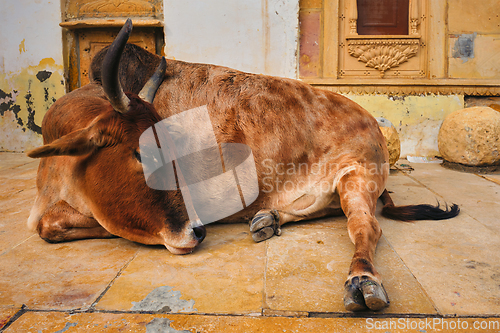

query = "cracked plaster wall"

[
  {"left": 448, "top": 0, "right": 500, "bottom": 79},
  {"left": 0, "top": 0, "right": 65, "bottom": 152},
  {"left": 163, "top": 0, "right": 299, "bottom": 78},
  {"left": 344, "top": 94, "right": 464, "bottom": 158}
]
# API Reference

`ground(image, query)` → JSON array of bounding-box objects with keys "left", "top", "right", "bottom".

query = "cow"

[
  {"left": 30, "top": 19, "right": 459, "bottom": 312},
  {"left": 26, "top": 20, "right": 206, "bottom": 256}
]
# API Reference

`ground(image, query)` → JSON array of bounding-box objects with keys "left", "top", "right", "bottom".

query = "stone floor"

[{"left": 1, "top": 152, "right": 499, "bottom": 332}]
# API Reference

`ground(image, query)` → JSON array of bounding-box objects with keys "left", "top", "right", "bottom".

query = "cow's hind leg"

[
  {"left": 36, "top": 200, "right": 115, "bottom": 243},
  {"left": 338, "top": 172, "right": 389, "bottom": 311}
]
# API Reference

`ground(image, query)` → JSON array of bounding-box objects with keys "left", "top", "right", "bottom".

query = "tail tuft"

[
  {"left": 382, "top": 203, "right": 460, "bottom": 221},
  {"left": 380, "top": 189, "right": 460, "bottom": 221}
]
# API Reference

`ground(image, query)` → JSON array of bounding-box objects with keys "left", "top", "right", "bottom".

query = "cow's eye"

[{"left": 134, "top": 150, "right": 142, "bottom": 163}]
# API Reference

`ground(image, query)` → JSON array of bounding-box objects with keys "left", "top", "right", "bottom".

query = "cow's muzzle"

[
  {"left": 163, "top": 225, "right": 207, "bottom": 255},
  {"left": 193, "top": 225, "right": 206, "bottom": 243}
]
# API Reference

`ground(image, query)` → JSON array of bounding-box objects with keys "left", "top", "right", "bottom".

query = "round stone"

[
  {"left": 438, "top": 106, "right": 500, "bottom": 166},
  {"left": 376, "top": 117, "right": 401, "bottom": 166}
]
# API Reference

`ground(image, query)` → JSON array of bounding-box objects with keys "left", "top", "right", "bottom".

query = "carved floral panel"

[
  {"left": 338, "top": 0, "right": 427, "bottom": 79},
  {"left": 346, "top": 38, "right": 420, "bottom": 77},
  {"left": 64, "top": 0, "right": 163, "bottom": 20}
]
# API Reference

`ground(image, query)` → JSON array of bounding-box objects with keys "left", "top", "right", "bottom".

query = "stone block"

[
  {"left": 438, "top": 106, "right": 500, "bottom": 166},
  {"left": 376, "top": 117, "right": 401, "bottom": 166}
]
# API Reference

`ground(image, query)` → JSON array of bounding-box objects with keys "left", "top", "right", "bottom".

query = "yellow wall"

[
  {"left": 447, "top": 0, "right": 500, "bottom": 79},
  {"left": 343, "top": 94, "right": 464, "bottom": 158}
]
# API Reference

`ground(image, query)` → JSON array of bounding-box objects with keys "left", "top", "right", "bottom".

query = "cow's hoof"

[
  {"left": 250, "top": 213, "right": 274, "bottom": 232},
  {"left": 343, "top": 276, "right": 389, "bottom": 312},
  {"left": 252, "top": 226, "right": 275, "bottom": 242},
  {"left": 250, "top": 211, "right": 281, "bottom": 242}
]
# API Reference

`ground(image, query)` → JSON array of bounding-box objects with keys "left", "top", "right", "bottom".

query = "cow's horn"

[
  {"left": 138, "top": 57, "right": 167, "bottom": 103},
  {"left": 102, "top": 18, "right": 132, "bottom": 114}
]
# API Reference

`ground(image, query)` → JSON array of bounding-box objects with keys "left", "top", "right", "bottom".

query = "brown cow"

[
  {"left": 31, "top": 20, "right": 459, "bottom": 312},
  {"left": 27, "top": 19, "right": 206, "bottom": 255}
]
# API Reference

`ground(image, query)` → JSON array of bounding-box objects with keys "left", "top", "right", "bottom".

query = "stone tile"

[
  {"left": 380, "top": 214, "right": 500, "bottom": 316},
  {"left": 265, "top": 222, "right": 349, "bottom": 314},
  {"left": 0, "top": 161, "right": 38, "bottom": 218},
  {"left": 0, "top": 312, "right": 360, "bottom": 333},
  {"left": 95, "top": 223, "right": 266, "bottom": 315},
  {"left": 0, "top": 307, "right": 20, "bottom": 330},
  {"left": 478, "top": 174, "right": 500, "bottom": 186},
  {"left": 380, "top": 167, "right": 500, "bottom": 315},
  {"left": 0, "top": 185, "right": 37, "bottom": 214},
  {"left": 265, "top": 221, "right": 436, "bottom": 315},
  {"left": 0, "top": 177, "right": 36, "bottom": 202},
  {"left": 0, "top": 236, "right": 140, "bottom": 310},
  {"left": 0, "top": 153, "right": 34, "bottom": 171},
  {"left": 374, "top": 236, "right": 438, "bottom": 315},
  {"left": 397, "top": 163, "right": 500, "bottom": 233},
  {"left": 384, "top": 169, "right": 441, "bottom": 206},
  {"left": 7, "top": 312, "right": 500, "bottom": 333},
  {"left": 0, "top": 160, "right": 38, "bottom": 179},
  {"left": 1, "top": 152, "right": 499, "bottom": 322},
  {"left": 0, "top": 190, "right": 37, "bottom": 255}
]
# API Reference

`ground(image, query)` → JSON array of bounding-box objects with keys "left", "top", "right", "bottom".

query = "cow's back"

[
  {"left": 89, "top": 45, "right": 386, "bottom": 169},
  {"left": 149, "top": 61, "right": 388, "bottom": 223},
  {"left": 152, "top": 62, "right": 388, "bottom": 170}
]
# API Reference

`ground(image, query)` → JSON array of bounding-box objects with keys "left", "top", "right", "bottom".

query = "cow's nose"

[{"left": 193, "top": 225, "right": 206, "bottom": 243}]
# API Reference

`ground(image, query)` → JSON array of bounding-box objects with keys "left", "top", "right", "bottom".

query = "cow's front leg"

[
  {"left": 339, "top": 174, "right": 389, "bottom": 311},
  {"left": 36, "top": 200, "right": 116, "bottom": 243},
  {"left": 249, "top": 209, "right": 282, "bottom": 242},
  {"left": 250, "top": 192, "right": 325, "bottom": 241},
  {"left": 250, "top": 193, "right": 344, "bottom": 242}
]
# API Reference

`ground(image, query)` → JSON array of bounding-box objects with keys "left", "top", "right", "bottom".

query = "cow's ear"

[{"left": 27, "top": 122, "right": 110, "bottom": 158}]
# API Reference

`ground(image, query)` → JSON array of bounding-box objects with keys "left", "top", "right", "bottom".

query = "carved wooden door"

[{"left": 60, "top": 0, "right": 164, "bottom": 91}]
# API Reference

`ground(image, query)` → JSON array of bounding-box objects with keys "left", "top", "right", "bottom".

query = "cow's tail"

[{"left": 380, "top": 189, "right": 459, "bottom": 221}]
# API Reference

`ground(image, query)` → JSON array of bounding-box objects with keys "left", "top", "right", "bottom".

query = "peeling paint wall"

[
  {"left": 448, "top": 0, "right": 500, "bottom": 79},
  {"left": 0, "top": 0, "right": 65, "bottom": 152},
  {"left": 343, "top": 94, "right": 464, "bottom": 158},
  {"left": 163, "top": 0, "right": 299, "bottom": 78}
]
